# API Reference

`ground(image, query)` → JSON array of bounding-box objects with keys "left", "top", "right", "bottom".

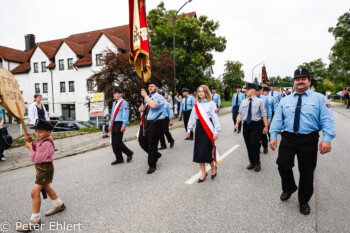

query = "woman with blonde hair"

[
  {"left": 187, "top": 85, "right": 221, "bottom": 183},
  {"left": 28, "top": 94, "right": 50, "bottom": 125}
]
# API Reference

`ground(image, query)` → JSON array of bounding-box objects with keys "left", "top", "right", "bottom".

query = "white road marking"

[{"left": 185, "top": 144, "right": 240, "bottom": 185}]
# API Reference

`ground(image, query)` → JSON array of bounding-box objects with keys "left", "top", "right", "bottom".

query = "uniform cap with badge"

[
  {"left": 245, "top": 83, "right": 257, "bottom": 90},
  {"left": 294, "top": 68, "right": 311, "bottom": 79},
  {"left": 182, "top": 88, "right": 190, "bottom": 93},
  {"left": 112, "top": 87, "right": 123, "bottom": 93}
]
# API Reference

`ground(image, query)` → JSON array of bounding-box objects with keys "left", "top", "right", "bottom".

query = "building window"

[
  {"left": 34, "top": 63, "right": 39, "bottom": 73},
  {"left": 69, "top": 81, "right": 75, "bottom": 92},
  {"left": 60, "top": 82, "right": 66, "bottom": 92},
  {"left": 41, "top": 61, "right": 46, "bottom": 72},
  {"left": 68, "top": 58, "right": 74, "bottom": 70},
  {"left": 87, "top": 82, "right": 94, "bottom": 91},
  {"left": 59, "top": 59, "right": 64, "bottom": 70},
  {"left": 43, "top": 83, "right": 48, "bottom": 93},
  {"left": 96, "top": 54, "right": 102, "bottom": 66},
  {"left": 35, "top": 83, "right": 40, "bottom": 93}
]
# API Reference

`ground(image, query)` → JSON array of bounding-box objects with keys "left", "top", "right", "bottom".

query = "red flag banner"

[{"left": 129, "top": 0, "right": 151, "bottom": 82}]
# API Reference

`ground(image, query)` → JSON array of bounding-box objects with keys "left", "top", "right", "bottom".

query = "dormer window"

[
  {"left": 41, "top": 62, "right": 47, "bottom": 72},
  {"left": 59, "top": 59, "right": 64, "bottom": 70},
  {"left": 68, "top": 58, "right": 74, "bottom": 70},
  {"left": 34, "top": 63, "right": 39, "bottom": 73},
  {"left": 96, "top": 54, "right": 103, "bottom": 66}
]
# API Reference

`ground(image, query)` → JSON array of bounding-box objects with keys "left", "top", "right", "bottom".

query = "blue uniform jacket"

[
  {"left": 162, "top": 102, "right": 174, "bottom": 119},
  {"left": 179, "top": 95, "right": 195, "bottom": 114},
  {"left": 109, "top": 98, "right": 129, "bottom": 128},
  {"left": 145, "top": 92, "right": 165, "bottom": 121},
  {"left": 212, "top": 93, "right": 221, "bottom": 107},
  {"left": 231, "top": 92, "right": 245, "bottom": 108},
  {"left": 269, "top": 90, "right": 336, "bottom": 143},
  {"left": 259, "top": 94, "right": 272, "bottom": 123}
]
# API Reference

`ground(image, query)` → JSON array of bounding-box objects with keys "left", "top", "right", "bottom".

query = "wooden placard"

[{"left": 0, "top": 68, "right": 25, "bottom": 119}]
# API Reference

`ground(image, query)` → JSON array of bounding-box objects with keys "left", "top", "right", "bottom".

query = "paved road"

[{"left": 0, "top": 110, "right": 349, "bottom": 232}]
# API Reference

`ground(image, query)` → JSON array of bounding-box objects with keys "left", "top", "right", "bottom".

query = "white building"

[{"left": 0, "top": 25, "right": 129, "bottom": 121}]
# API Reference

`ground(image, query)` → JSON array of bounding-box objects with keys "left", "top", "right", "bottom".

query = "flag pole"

[{"left": 140, "top": 56, "right": 147, "bottom": 137}]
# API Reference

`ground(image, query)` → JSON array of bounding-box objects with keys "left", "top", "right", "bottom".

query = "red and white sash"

[
  {"left": 110, "top": 99, "right": 125, "bottom": 145},
  {"left": 194, "top": 103, "right": 221, "bottom": 165},
  {"left": 137, "top": 94, "right": 157, "bottom": 138}
]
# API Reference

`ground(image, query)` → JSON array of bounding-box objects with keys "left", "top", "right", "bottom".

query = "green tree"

[
  {"left": 222, "top": 61, "right": 244, "bottom": 94},
  {"left": 298, "top": 58, "right": 328, "bottom": 89},
  {"left": 147, "top": 2, "right": 227, "bottom": 92},
  {"left": 329, "top": 9, "right": 350, "bottom": 71},
  {"left": 268, "top": 76, "right": 283, "bottom": 87}
]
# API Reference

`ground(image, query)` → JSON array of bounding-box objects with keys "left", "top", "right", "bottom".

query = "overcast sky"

[{"left": 1, "top": 0, "right": 349, "bottom": 82}]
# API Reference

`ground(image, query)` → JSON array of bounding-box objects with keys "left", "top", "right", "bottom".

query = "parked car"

[
  {"left": 332, "top": 91, "right": 343, "bottom": 100},
  {"left": 88, "top": 118, "right": 107, "bottom": 127},
  {"left": 53, "top": 121, "right": 87, "bottom": 132},
  {"left": 49, "top": 116, "right": 74, "bottom": 126},
  {"left": 77, "top": 121, "right": 95, "bottom": 128}
]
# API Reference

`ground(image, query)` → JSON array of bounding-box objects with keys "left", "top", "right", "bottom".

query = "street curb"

[{"left": 0, "top": 108, "right": 231, "bottom": 173}]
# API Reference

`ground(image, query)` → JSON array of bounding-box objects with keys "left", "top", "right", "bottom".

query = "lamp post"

[
  {"left": 252, "top": 61, "right": 264, "bottom": 83},
  {"left": 173, "top": 0, "right": 193, "bottom": 94}
]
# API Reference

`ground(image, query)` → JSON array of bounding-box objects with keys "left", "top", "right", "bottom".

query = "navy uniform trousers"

[
  {"left": 112, "top": 122, "right": 133, "bottom": 161},
  {"left": 183, "top": 110, "right": 193, "bottom": 138},
  {"left": 139, "top": 120, "right": 162, "bottom": 169},
  {"left": 160, "top": 117, "right": 174, "bottom": 147},
  {"left": 277, "top": 131, "right": 319, "bottom": 204},
  {"left": 243, "top": 120, "right": 261, "bottom": 165}
]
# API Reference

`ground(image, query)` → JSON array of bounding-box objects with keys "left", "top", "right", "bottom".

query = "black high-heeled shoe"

[
  {"left": 198, "top": 173, "right": 207, "bottom": 183},
  {"left": 211, "top": 166, "right": 217, "bottom": 180}
]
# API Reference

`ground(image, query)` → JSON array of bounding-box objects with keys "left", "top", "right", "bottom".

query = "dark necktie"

[
  {"left": 293, "top": 93, "right": 304, "bottom": 132},
  {"left": 271, "top": 92, "right": 274, "bottom": 112},
  {"left": 246, "top": 98, "right": 252, "bottom": 125},
  {"left": 235, "top": 93, "right": 239, "bottom": 106},
  {"left": 185, "top": 97, "right": 188, "bottom": 111}
]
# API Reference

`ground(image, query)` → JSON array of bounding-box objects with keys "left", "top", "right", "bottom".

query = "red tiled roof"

[
  {"left": 64, "top": 40, "right": 86, "bottom": 57},
  {"left": 12, "top": 62, "right": 31, "bottom": 74},
  {"left": 103, "top": 32, "right": 127, "bottom": 51},
  {"left": 0, "top": 46, "right": 28, "bottom": 63},
  {"left": 74, "top": 54, "right": 92, "bottom": 67}
]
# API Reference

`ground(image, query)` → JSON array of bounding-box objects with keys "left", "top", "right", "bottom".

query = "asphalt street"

[{"left": 0, "top": 111, "right": 349, "bottom": 233}]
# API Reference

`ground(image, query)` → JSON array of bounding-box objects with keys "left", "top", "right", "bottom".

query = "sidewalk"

[
  {"left": 0, "top": 107, "right": 232, "bottom": 173},
  {"left": 331, "top": 101, "right": 350, "bottom": 118}
]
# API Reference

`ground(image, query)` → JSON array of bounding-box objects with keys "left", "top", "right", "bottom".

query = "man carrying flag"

[{"left": 108, "top": 88, "right": 134, "bottom": 165}]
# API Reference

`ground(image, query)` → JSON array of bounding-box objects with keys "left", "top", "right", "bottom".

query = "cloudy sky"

[{"left": 1, "top": 0, "right": 349, "bottom": 82}]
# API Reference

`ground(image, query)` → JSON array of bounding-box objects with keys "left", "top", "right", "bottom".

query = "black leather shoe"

[
  {"left": 185, "top": 137, "right": 190, "bottom": 140},
  {"left": 170, "top": 140, "right": 175, "bottom": 148},
  {"left": 198, "top": 173, "right": 207, "bottom": 183},
  {"left": 157, "top": 152, "right": 162, "bottom": 159},
  {"left": 280, "top": 187, "right": 298, "bottom": 201},
  {"left": 247, "top": 164, "right": 254, "bottom": 170},
  {"left": 211, "top": 166, "right": 217, "bottom": 180},
  {"left": 254, "top": 164, "right": 261, "bottom": 172},
  {"left": 300, "top": 202, "right": 310, "bottom": 215},
  {"left": 234, "top": 129, "right": 237, "bottom": 132},
  {"left": 190, "top": 137, "right": 194, "bottom": 141},
  {"left": 158, "top": 146, "right": 167, "bottom": 150},
  {"left": 147, "top": 167, "right": 156, "bottom": 174},
  {"left": 263, "top": 148, "right": 268, "bottom": 154},
  {"left": 237, "top": 130, "right": 241, "bottom": 133},
  {"left": 111, "top": 160, "right": 124, "bottom": 165},
  {"left": 127, "top": 152, "right": 133, "bottom": 163}
]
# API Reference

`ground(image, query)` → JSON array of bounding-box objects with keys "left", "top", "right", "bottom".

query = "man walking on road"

[
  {"left": 211, "top": 86, "right": 221, "bottom": 112},
  {"left": 109, "top": 88, "right": 134, "bottom": 165},
  {"left": 179, "top": 88, "right": 195, "bottom": 140},
  {"left": 138, "top": 80, "right": 165, "bottom": 174},
  {"left": 235, "top": 83, "right": 268, "bottom": 172},
  {"left": 269, "top": 68, "right": 336, "bottom": 215},
  {"left": 231, "top": 85, "right": 245, "bottom": 133},
  {"left": 268, "top": 83, "right": 281, "bottom": 119}
]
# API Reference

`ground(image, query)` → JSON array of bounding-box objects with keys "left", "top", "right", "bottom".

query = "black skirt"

[{"left": 193, "top": 119, "right": 213, "bottom": 163}]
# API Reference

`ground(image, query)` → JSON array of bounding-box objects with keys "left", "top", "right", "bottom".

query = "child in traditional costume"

[
  {"left": 187, "top": 85, "right": 221, "bottom": 183},
  {"left": 17, "top": 119, "right": 65, "bottom": 232}
]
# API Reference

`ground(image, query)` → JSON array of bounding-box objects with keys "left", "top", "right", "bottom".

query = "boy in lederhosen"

[{"left": 17, "top": 119, "right": 65, "bottom": 232}]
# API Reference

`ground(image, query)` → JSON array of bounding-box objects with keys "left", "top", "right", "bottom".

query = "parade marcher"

[
  {"left": 257, "top": 86, "right": 271, "bottom": 154},
  {"left": 138, "top": 79, "right": 165, "bottom": 174},
  {"left": 17, "top": 119, "right": 65, "bottom": 232},
  {"left": 262, "top": 87, "right": 274, "bottom": 141},
  {"left": 187, "top": 85, "right": 221, "bottom": 183},
  {"left": 178, "top": 95, "right": 183, "bottom": 121},
  {"left": 28, "top": 94, "right": 50, "bottom": 125},
  {"left": 268, "top": 83, "right": 281, "bottom": 119},
  {"left": 270, "top": 68, "right": 336, "bottom": 215},
  {"left": 211, "top": 86, "right": 221, "bottom": 112},
  {"left": 159, "top": 91, "right": 175, "bottom": 150},
  {"left": 231, "top": 85, "right": 245, "bottom": 133},
  {"left": 167, "top": 91, "right": 174, "bottom": 109},
  {"left": 108, "top": 88, "right": 134, "bottom": 165},
  {"left": 179, "top": 88, "right": 195, "bottom": 140},
  {"left": 235, "top": 83, "right": 268, "bottom": 172},
  {"left": 174, "top": 92, "right": 179, "bottom": 118}
]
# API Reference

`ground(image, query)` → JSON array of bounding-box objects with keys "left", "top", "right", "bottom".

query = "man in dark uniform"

[
  {"left": 179, "top": 88, "right": 195, "bottom": 140},
  {"left": 138, "top": 80, "right": 165, "bottom": 174},
  {"left": 159, "top": 91, "right": 175, "bottom": 150},
  {"left": 231, "top": 85, "right": 245, "bottom": 133},
  {"left": 235, "top": 83, "right": 268, "bottom": 172},
  {"left": 270, "top": 68, "right": 336, "bottom": 215},
  {"left": 108, "top": 88, "right": 134, "bottom": 165}
]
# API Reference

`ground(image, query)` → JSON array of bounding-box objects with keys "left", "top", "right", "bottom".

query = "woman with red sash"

[{"left": 187, "top": 85, "right": 221, "bottom": 183}]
